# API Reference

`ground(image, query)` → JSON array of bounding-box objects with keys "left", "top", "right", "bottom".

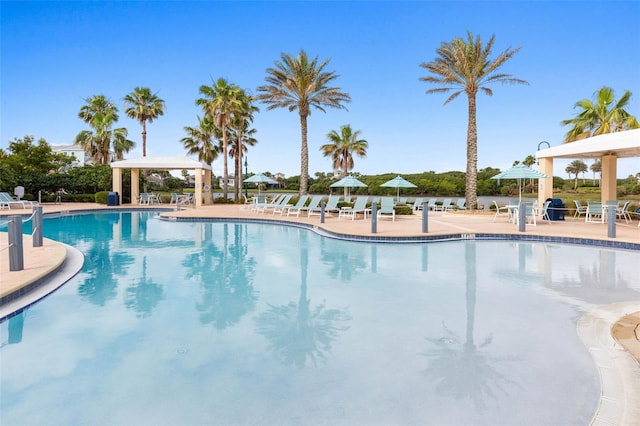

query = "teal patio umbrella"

[
  {"left": 491, "top": 165, "right": 549, "bottom": 202},
  {"left": 380, "top": 176, "right": 417, "bottom": 201},
  {"left": 244, "top": 173, "right": 278, "bottom": 195},
  {"left": 330, "top": 176, "right": 367, "bottom": 196}
]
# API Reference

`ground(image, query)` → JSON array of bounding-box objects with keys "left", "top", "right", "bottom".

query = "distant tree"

[
  {"left": 228, "top": 90, "right": 259, "bottom": 199},
  {"left": 590, "top": 160, "right": 602, "bottom": 186},
  {"left": 320, "top": 125, "right": 368, "bottom": 197},
  {"left": 420, "top": 31, "right": 528, "bottom": 209},
  {"left": 512, "top": 160, "right": 520, "bottom": 166},
  {"left": 257, "top": 49, "right": 351, "bottom": 195},
  {"left": 123, "top": 87, "right": 166, "bottom": 157},
  {"left": 561, "top": 86, "right": 639, "bottom": 142},
  {"left": 565, "top": 160, "right": 588, "bottom": 189},
  {"left": 522, "top": 155, "right": 536, "bottom": 167}
]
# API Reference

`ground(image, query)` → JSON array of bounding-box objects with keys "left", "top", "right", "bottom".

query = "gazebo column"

[
  {"left": 601, "top": 154, "right": 617, "bottom": 203},
  {"left": 131, "top": 168, "right": 140, "bottom": 205},
  {"left": 194, "top": 168, "right": 203, "bottom": 208},
  {"left": 112, "top": 167, "right": 122, "bottom": 199},
  {"left": 204, "top": 169, "right": 212, "bottom": 205},
  {"left": 537, "top": 157, "right": 554, "bottom": 208}
]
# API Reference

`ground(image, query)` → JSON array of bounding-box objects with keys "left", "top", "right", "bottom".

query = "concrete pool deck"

[{"left": 1, "top": 202, "right": 639, "bottom": 424}]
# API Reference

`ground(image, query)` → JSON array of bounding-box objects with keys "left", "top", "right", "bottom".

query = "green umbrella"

[{"left": 380, "top": 176, "right": 417, "bottom": 201}]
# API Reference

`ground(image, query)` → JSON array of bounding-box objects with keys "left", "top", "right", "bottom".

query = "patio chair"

[
  {"left": 434, "top": 198, "right": 452, "bottom": 212},
  {"left": 398, "top": 197, "right": 408, "bottom": 204},
  {"left": 615, "top": 200, "right": 632, "bottom": 224},
  {"left": 258, "top": 194, "right": 293, "bottom": 214},
  {"left": 308, "top": 195, "right": 340, "bottom": 217},
  {"left": 514, "top": 203, "right": 537, "bottom": 226},
  {"left": 573, "top": 200, "right": 587, "bottom": 218},
  {"left": 280, "top": 195, "right": 309, "bottom": 216},
  {"left": 295, "top": 195, "right": 323, "bottom": 217},
  {"left": 492, "top": 201, "right": 511, "bottom": 222},
  {"left": 411, "top": 197, "right": 425, "bottom": 212},
  {"left": 585, "top": 201, "right": 604, "bottom": 223},
  {"left": 377, "top": 196, "right": 396, "bottom": 221},
  {"left": 539, "top": 200, "right": 552, "bottom": 224},
  {"left": 0, "top": 192, "right": 36, "bottom": 209},
  {"left": 447, "top": 199, "right": 466, "bottom": 211},
  {"left": 426, "top": 198, "right": 438, "bottom": 211},
  {"left": 338, "top": 196, "right": 370, "bottom": 220},
  {"left": 252, "top": 194, "right": 281, "bottom": 212}
]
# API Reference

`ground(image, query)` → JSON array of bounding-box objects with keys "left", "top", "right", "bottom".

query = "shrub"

[
  {"left": 213, "top": 197, "right": 235, "bottom": 204},
  {"left": 95, "top": 191, "right": 109, "bottom": 204},
  {"left": 394, "top": 204, "right": 413, "bottom": 215}
]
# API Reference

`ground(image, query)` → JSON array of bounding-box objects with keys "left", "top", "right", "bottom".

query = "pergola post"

[
  {"left": 131, "top": 168, "right": 140, "bottom": 205},
  {"left": 194, "top": 168, "right": 203, "bottom": 208},
  {"left": 204, "top": 169, "right": 212, "bottom": 205},
  {"left": 601, "top": 154, "right": 617, "bottom": 203},
  {"left": 537, "top": 157, "right": 553, "bottom": 208},
  {"left": 112, "top": 167, "right": 123, "bottom": 199}
]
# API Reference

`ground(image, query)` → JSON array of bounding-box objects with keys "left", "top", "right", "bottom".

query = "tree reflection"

[
  {"left": 255, "top": 232, "right": 351, "bottom": 368},
  {"left": 184, "top": 223, "right": 257, "bottom": 329},
  {"left": 320, "top": 240, "right": 366, "bottom": 282},
  {"left": 422, "top": 243, "right": 515, "bottom": 409},
  {"left": 125, "top": 256, "right": 164, "bottom": 318}
]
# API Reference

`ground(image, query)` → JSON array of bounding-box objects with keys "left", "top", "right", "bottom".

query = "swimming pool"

[{"left": 1, "top": 211, "right": 639, "bottom": 425}]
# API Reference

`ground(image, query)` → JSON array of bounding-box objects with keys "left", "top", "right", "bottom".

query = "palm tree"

[
  {"left": 420, "top": 31, "right": 528, "bottom": 209},
  {"left": 181, "top": 115, "right": 220, "bottom": 166},
  {"left": 196, "top": 78, "right": 244, "bottom": 200},
  {"left": 561, "top": 87, "right": 639, "bottom": 142},
  {"left": 320, "top": 124, "right": 368, "bottom": 197},
  {"left": 76, "top": 95, "right": 134, "bottom": 164},
  {"left": 565, "top": 159, "right": 588, "bottom": 189},
  {"left": 123, "top": 87, "right": 166, "bottom": 157},
  {"left": 229, "top": 91, "right": 259, "bottom": 199},
  {"left": 257, "top": 49, "right": 351, "bottom": 195}
]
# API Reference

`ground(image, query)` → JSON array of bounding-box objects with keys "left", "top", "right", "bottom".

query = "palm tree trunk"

[
  {"left": 141, "top": 120, "right": 147, "bottom": 157},
  {"left": 299, "top": 113, "right": 309, "bottom": 195},
  {"left": 466, "top": 94, "right": 479, "bottom": 210},
  {"left": 223, "top": 131, "right": 229, "bottom": 200},
  {"left": 343, "top": 165, "right": 348, "bottom": 198}
]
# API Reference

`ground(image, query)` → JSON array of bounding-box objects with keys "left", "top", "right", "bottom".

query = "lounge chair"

[
  {"left": 377, "top": 196, "right": 395, "bottom": 221},
  {"left": 447, "top": 199, "right": 466, "bottom": 211},
  {"left": 308, "top": 195, "right": 340, "bottom": 217},
  {"left": 585, "top": 201, "right": 604, "bottom": 223},
  {"left": 573, "top": 200, "right": 587, "bottom": 218},
  {"left": 338, "top": 196, "right": 370, "bottom": 220},
  {"left": 252, "top": 194, "right": 282, "bottom": 212},
  {"left": 492, "top": 200, "right": 510, "bottom": 222},
  {"left": 616, "top": 200, "right": 632, "bottom": 224},
  {"left": 515, "top": 202, "right": 537, "bottom": 226},
  {"left": 426, "top": 198, "right": 438, "bottom": 211},
  {"left": 0, "top": 192, "right": 37, "bottom": 209},
  {"left": 280, "top": 195, "right": 309, "bottom": 216},
  {"left": 434, "top": 198, "right": 452, "bottom": 211},
  {"left": 398, "top": 197, "right": 408, "bottom": 204},
  {"left": 411, "top": 197, "right": 425, "bottom": 212},
  {"left": 295, "top": 195, "right": 323, "bottom": 217},
  {"left": 258, "top": 194, "right": 293, "bottom": 214}
]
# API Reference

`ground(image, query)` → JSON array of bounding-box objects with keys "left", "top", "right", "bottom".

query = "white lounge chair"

[
  {"left": 492, "top": 201, "right": 510, "bottom": 222},
  {"left": 280, "top": 195, "right": 309, "bottom": 216},
  {"left": 308, "top": 195, "right": 340, "bottom": 217},
  {"left": 338, "top": 196, "right": 370, "bottom": 220},
  {"left": 377, "top": 196, "right": 395, "bottom": 221}
]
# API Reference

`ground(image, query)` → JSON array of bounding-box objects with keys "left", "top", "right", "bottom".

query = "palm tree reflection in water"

[
  {"left": 255, "top": 232, "right": 351, "bottom": 368},
  {"left": 422, "top": 243, "right": 517, "bottom": 409},
  {"left": 183, "top": 223, "right": 258, "bottom": 329}
]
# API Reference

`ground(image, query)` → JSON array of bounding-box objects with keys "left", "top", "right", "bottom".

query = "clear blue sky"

[{"left": 2, "top": 1, "right": 639, "bottom": 178}]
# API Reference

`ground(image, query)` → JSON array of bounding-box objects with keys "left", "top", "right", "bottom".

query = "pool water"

[{"left": 1, "top": 211, "right": 639, "bottom": 425}]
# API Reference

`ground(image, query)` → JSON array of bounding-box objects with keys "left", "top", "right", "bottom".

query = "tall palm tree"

[
  {"left": 196, "top": 78, "right": 244, "bottom": 200},
  {"left": 123, "top": 87, "right": 166, "bottom": 157},
  {"left": 420, "top": 31, "right": 528, "bottom": 209},
  {"left": 76, "top": 95, "right": 134, "bottom": 164},
  {"left": 590, "top": 159, "right": 602, "bottom": 186},
  {"left": 565, "top": 159, "right": 588, "bottom": 189},
  {"left": 561, "top": 86, "right": 639, "bottom": 142},
  {"left": 181, "top": 115, "right": 220, "bottom": 166},
  {"left": 229, "top": 91, "right": 259, "bottom": 199},
  {"left": 320, "top": 124, "right": 368, "bottom": 197},
  {"left": 257, "top": 49, "right": 351, "bottom": 195}
]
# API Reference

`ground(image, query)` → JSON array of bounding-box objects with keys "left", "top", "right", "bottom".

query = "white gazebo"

[
  {"left": 110, "top": 156, "right": 212, "bottom": 208},
  {"left": 535, "top": 129, "right": 640, "bottom": 206}
]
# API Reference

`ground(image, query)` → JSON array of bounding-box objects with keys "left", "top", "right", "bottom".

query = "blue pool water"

[{"left": 1, "top": 211, "right": 639, "bottom": 425}]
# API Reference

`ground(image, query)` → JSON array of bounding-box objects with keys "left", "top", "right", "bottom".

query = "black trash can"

[
  {"left": 546, "top": 198, "right": 565, "bottom": 220},
  {"left": 107, "top": 192, "right": 120, "bottom": 206}
]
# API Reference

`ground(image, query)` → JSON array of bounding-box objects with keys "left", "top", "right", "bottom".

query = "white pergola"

[
  {"left": 535, "top": 129, "right": 640, "bottom": 206},
  {"left": 110, "top": 156, "right": 212, "bottom": 208}
]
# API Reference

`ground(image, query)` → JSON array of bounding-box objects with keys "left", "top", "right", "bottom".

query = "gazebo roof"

[
  {"left": 110, "top": 156, "right": 211, "bottom": 170},
  {"left": 536, "top": 129, "right": 640, "bottom": 159}
]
